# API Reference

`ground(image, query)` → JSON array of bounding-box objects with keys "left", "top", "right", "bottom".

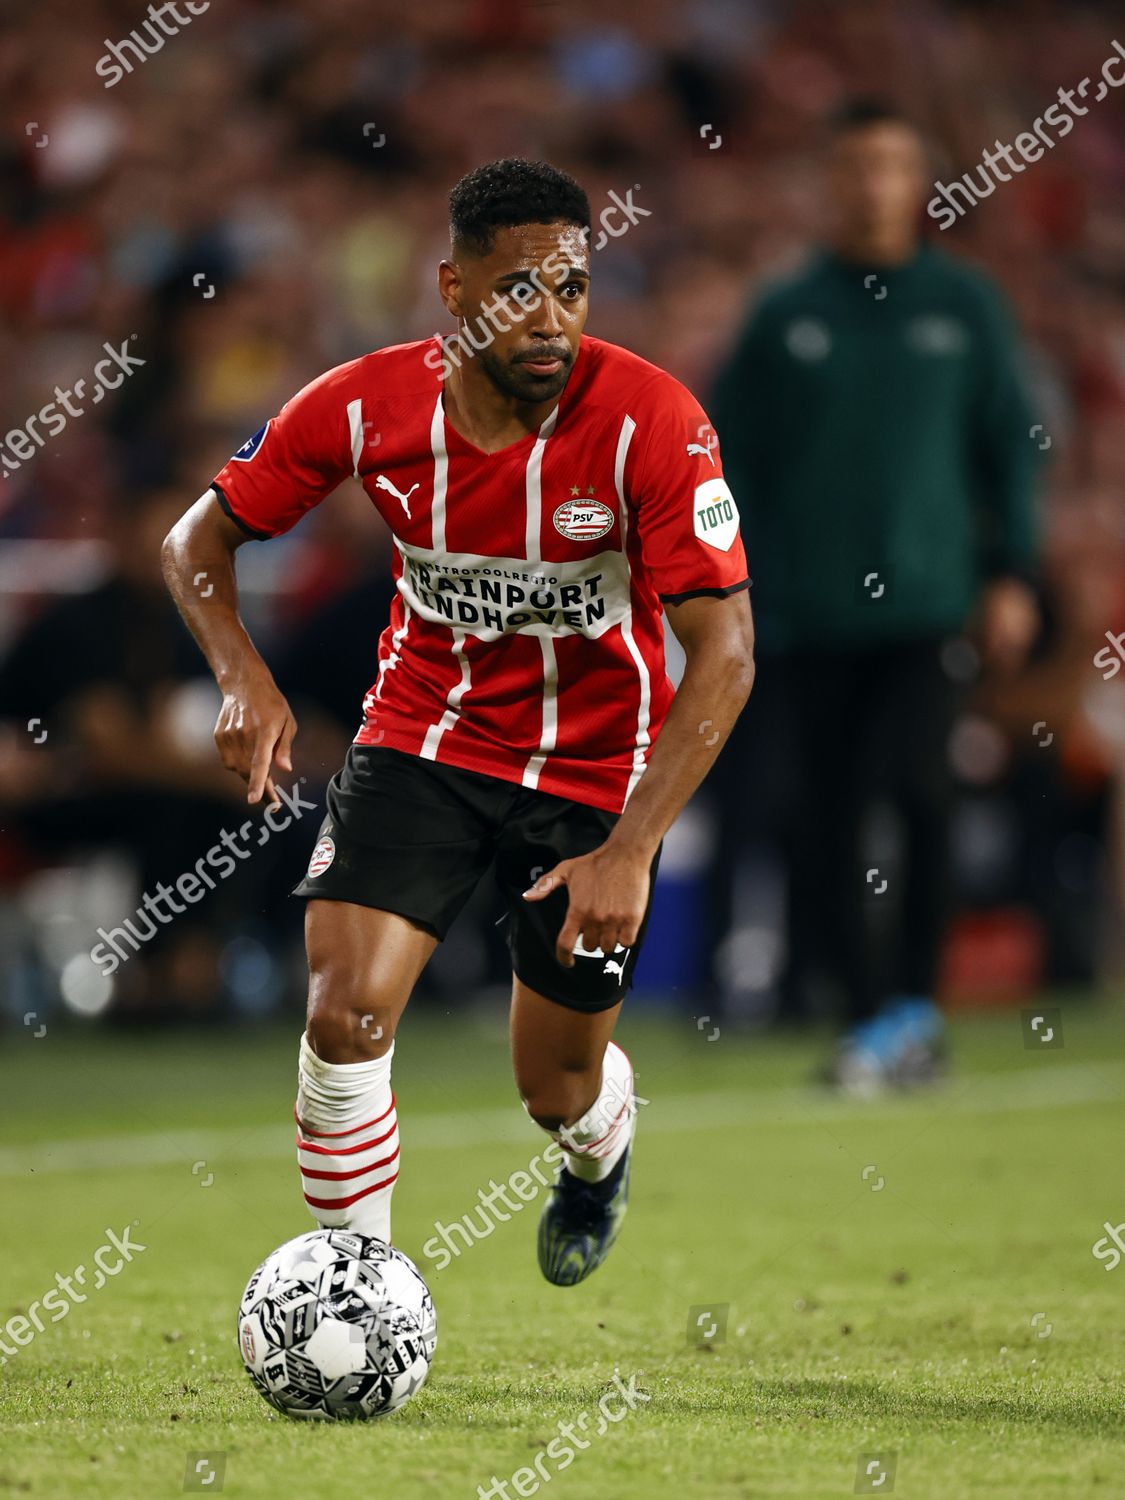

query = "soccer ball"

[{"left": 237, "top": 1229, "right": 437, "bottom": 1420}]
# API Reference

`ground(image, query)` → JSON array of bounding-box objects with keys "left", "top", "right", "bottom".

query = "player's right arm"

[
  {"left": 162, "top": 494, "right": 297, "bottom": 809},
  {"left": 162, "top": 368, "right": 353, "bottom": 806}
]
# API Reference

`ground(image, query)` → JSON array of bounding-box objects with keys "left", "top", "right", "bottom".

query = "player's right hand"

[{"left": 213, "top": 669, "right": 297, "bottom": 809}]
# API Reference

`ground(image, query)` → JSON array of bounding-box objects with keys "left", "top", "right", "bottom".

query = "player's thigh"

[
  {"left": 305, "top": 899, "right": 437, "bottom": 1062},
  {"left": 509, "top": 977, "right": 622, "bottom": 1126},
  {"left": 295, "top": 746, "right": 502, "bottom": 1060}
]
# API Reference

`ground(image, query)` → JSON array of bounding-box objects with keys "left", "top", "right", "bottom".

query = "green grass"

[{"left": 2, "top": 999, "right": 1125, "bottom": 1498}]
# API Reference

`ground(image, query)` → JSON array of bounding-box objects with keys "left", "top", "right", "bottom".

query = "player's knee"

[
  {"left": 305, "top": 966, "right": 397, "bottom": 1065},
  {"left": 305, "top": 997, "right": 396, "bottom": 1064}
]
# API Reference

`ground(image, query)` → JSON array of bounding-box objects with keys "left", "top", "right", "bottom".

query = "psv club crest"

[{"left": 552, "top": 495, "right": 614, "bottom": 542}]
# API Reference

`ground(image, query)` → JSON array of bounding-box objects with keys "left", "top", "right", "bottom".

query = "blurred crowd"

[{"left": 1, "top": 0, "right": 1124, "bottom": 1023}]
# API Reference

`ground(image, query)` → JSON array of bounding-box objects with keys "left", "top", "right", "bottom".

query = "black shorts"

[{"left": 292, "top": 746, "right": 660, "bottom": 1013}]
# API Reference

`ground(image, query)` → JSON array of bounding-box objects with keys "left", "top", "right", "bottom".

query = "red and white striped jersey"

[{"left": 211, "top": 334, "right": 749, "bottom": 814}]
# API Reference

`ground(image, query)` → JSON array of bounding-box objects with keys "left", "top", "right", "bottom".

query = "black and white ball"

[{"left": 237, "top": 1230, "right": 437, "bottom": 1420}]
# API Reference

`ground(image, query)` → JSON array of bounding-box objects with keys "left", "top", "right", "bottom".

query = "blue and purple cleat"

[{"left": 537, "top": 1147, "right": 631, "bottom": 1286}]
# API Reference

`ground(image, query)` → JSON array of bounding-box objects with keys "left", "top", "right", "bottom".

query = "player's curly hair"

[{"left": 449, "top": 158, "right": 591, "bottom": 257}]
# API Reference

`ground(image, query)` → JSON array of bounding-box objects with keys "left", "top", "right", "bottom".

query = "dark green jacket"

[{"left": 710, "top": 246, "right": 1039, "bottom": 653}]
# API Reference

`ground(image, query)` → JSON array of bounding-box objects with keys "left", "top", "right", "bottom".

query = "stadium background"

[
  {"left": 4, "top": 5, "right": 1125, "bottom": 1498},
  {"left": 1, "top": 0, "right": 1123, "bottom": 1026}
]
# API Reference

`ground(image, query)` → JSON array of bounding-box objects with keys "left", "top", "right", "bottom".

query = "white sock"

[
  {"left": 551, "top": 1040, "right": 636, "bottom": 1183},
  {"left": 295, "top": 1033, "right": 399, "bottom": 1242}
]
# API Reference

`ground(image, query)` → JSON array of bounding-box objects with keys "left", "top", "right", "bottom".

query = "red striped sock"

[{"left": 295, "top": 1033, "right": 399, "bottom": 1242}]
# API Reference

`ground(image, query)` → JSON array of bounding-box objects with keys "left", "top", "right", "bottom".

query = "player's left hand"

[{"left": 523, "top": 843, "right": 652, "bottom": 968}]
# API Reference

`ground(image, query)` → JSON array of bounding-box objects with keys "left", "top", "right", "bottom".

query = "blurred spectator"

[
  {"left": 0, "top": 490, "right": 293, "bottom": 1016},
  {"left": 709, "top": 102, "right": 1041, "bottom": 1089}
]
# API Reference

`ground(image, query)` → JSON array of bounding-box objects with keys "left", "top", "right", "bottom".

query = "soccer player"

[{"left": 163, "top": 158, "right": 754, "bottom": 1285}]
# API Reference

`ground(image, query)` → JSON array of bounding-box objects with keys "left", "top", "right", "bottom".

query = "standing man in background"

[{"left": 710, "top": 101, "right": 1040, "bottom": 1091}]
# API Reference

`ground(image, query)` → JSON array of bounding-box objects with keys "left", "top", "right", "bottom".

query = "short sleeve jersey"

[{"left": 211, "top": 334, "right": 749, "bottom": 813}]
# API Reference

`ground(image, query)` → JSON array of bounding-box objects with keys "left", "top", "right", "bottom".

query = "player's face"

[
  {"left": 454, "top": 222, "right": 589, "bottom": 403},
  {"left": 829, "top": 122, "right": 927, "bottom": 240}
]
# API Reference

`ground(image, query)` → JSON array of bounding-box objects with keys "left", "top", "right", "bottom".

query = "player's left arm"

[
  {"left": 526, "top": 594, "right": 753, "bottom": 966},
  {"left": 525, "top": 376, "right": 755, "bottom": 966}
]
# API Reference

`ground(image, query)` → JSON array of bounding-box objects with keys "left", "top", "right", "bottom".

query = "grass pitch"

[{"left": 1, "top": 997, "right": 1124, "bottom": 1498}]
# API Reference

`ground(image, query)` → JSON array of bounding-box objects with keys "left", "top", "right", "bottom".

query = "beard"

[{"left": 475, "top": 344, "right": 574, "bottom": 404}]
